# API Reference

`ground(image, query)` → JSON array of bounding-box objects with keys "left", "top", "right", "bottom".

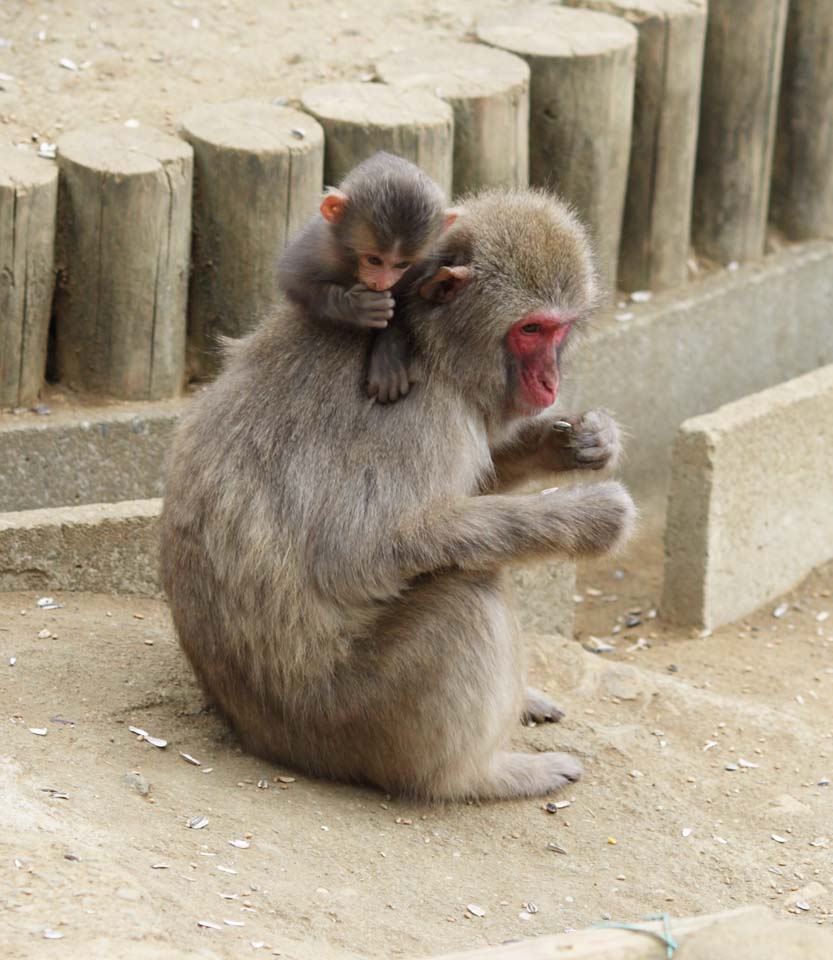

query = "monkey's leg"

[
  {"left": 339, "top": 570, "right": 582, "bottom": 802},
  {"left": 522, "top": 688, "right": 565, "bottom": 725}
]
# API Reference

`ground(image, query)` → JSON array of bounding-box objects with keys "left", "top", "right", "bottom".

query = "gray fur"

[{"left": 160, "top": 188, "right": 635, "bottom": 802}]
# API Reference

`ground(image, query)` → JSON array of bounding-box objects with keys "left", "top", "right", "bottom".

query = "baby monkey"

[{"left": 278, "top": 152, "right": 457, "bottom": 403}]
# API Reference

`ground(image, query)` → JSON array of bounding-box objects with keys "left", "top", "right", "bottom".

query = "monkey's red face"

[
  {"left": 506, "top": 312, "right": 573, "bottom": 414},
  {"left": 356, "top": 251, "right": 414, "bottom": 292}
]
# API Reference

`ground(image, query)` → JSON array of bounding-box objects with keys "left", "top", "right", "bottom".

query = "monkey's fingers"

[{"left": 574, "top": 446, "right": 610, "bottom": 470}]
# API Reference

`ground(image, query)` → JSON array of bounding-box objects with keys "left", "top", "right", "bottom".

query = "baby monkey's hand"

[{"left": 331, "top": 284, "right": 395, "bottom": 329}]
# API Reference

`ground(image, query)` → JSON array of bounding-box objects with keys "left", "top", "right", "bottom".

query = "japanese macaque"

[
  {"left": 160, "top": 188, "right": 635, "bottom": 802},
  {"left": 278, "top": 151, "right": 457, "bottom": 403}
]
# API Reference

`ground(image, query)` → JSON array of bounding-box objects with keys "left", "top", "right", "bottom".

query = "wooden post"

[
  {"left": 563, "top": 1, "right": 706, "bottom": 292},
  {"left": 55, "top": 125, "right": 192, "bottom": 400},
  {"left": 300, "top": 83, "right": 454, "bottom": 198},
  {"left": 180, "top": 100, "right": 324, "bottom": 378},
  {"left": 692, "top": 0, "right": 788, "bottom": 263},
  {"left": 375, "top": 42, "right": 529, "bottom": 197},
  {"left": 477, "top": 8, "right": 638, "bottom": 292},
  {"left": 771, "top": 0, "right": 833, "bottom": 240},
  {"left": 0, "top": 146, "right": 58, "bottom": 409}
]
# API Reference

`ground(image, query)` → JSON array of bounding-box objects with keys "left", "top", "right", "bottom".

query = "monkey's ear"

[
  {"left": 320, "top": 189, "right": 348, "bottom": 223},
  {"left": 443, "top": 207, "right": 463, "bottom": 231},
  {"left": 418, "top": 265, "right": 472, "bottom": 304}
]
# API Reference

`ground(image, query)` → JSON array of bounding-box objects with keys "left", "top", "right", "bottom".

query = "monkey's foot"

[
  {"left": 522, "top": 687, "right": 565, "bottom": 725},
  {"left": 483, "top": 751, "right": 582, "bottom": 799}
]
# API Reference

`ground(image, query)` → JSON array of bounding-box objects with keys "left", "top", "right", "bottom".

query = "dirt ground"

[
  {"left": 0, "top": 0, "right": 518, "bottom": 149},
  {"left": 2, "top": 523, "right": 832, "bottom": 959}
]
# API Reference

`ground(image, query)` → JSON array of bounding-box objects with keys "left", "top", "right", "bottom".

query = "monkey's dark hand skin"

[
  {"left": 490, "top": 409, "right": 621, "bottom": 491},
  {"left": 366, "top": 324, "right": 413, "bottom": 403},
  {"left": 325, "top": 283, "right": 395, "bottom": 330},
  {"left": 542, "top": 409, "right": 621, "bottom": 472}
]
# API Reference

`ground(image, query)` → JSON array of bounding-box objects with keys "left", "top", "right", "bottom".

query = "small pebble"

[
  {"left": 630, "top": 290, "right": 652, "bottom": 303},
  {"left": 466, "top": 904, "right": 485, "bottom": 918},
  {"left": 773, "top": 603, "right": 789, "bottom": 618},
  {"left": 187, "top": 815, "right": 209, "bottom": 830},
  {"left": 43, "top": 930, "right": 64, "bottom": 939},
  {"left": 771, "top": 834, "right": 788, "bottom": 844},
  {"left": 29, "top": 727, "right": 48, "bottom": 736}
]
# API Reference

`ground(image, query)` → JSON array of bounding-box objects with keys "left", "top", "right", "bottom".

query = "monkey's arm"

[
  {"left": 366, "top": 324, "right": 414, "bottom": 404},
  {"left": 396, "top": 481, "right": 634, "bottom": 577},
  {"left": 278, "top": 224, "right": 394, "bottom": 329},
  {"left": 489, "top": 410, "right": 622, "bottom": 491}
]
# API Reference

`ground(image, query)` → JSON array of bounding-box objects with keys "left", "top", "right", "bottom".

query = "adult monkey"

[{"left": 160, "top": 189, "right": 635, "bottom": 801}]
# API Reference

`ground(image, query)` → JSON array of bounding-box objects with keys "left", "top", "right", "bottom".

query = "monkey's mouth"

[{"left": 520, "top": 369, "right": 559, "bottom": 411}]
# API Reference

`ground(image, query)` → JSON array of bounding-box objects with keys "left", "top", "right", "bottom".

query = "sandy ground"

[
  {"left": 2, "top": 526, "right": 832, "bottom": 959},
  {"left": 0, "top": 0, "right": 517, "bottom": 149}
]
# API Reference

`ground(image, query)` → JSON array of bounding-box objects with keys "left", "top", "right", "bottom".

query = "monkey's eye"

[
  {"left": 393, "top": 261, "right": 412, "bottom": 271},
  {"left": 521, "top": 323, "right": 542, "bottom": 334},
  {"left": 365, "top": 255, "right": 384, "bottom": 266}
]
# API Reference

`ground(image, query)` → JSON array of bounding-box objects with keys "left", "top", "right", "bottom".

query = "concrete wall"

[
  {"left": 662, "top": 364, "right": 833, "bottom": 629},
  {"left": 0, "top": 499, "right": 162, "bottom": 595},
  {"left": 0, "top": 400, "right": 180, "bottom": 513},
  {"left": 565, "top": 239, "right": 833, "bottom": 498}
]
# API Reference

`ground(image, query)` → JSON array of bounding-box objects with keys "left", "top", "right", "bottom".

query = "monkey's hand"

[
  {"left": 327, "top": 283, "right": 395, "bottom": 330},
  {"left": 366, "top": 324, "right": 414, "bottom": 404},
  {"left": 540, "top": 409, "right": 622, "bottom": 473},
  {"left": 542, "top": 480, "right": 636, "bottom": 556}
]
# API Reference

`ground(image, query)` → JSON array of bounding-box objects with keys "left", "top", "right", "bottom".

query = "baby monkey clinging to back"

[{"left": 278, "top": 152, "right": 457, "bottom": 403}]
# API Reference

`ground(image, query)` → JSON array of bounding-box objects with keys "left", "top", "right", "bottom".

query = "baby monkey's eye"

[
  {"left": 394, "top": 261, "right": 412, "bottom": 271},
  {"left": 365, "top": 255, "right": 384, "bottom": 266},
  {"left": 521, "top": 323, "right": 542, "bottom": 334}
]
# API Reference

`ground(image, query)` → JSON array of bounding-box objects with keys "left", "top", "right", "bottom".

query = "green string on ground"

[{"left": 593, "top": 912, "right": 679, "bottom": 958}]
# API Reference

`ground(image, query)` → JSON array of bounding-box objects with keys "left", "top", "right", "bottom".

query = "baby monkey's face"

[{"left": 356, "top": 247, "right": 416, "bottom": 292}]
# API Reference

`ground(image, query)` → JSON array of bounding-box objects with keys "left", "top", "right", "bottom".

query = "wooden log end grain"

[
  {"left": 376, "top": 42, "right": 530, "bottom": 196},
  {"left": 477, "top": 6, "right": 637, "bottom": 292},
  {"left": 0, "top": 145, "right": 58, "bottom": 409},
  {"left": 55, "top": 124, "right": 193, "bottom": 400},
  {"left": 564, "top": 0, "right": 707, "bottom": 292},
  {"left": 300, "top": 82, "right": 454, "bottom": 198},
  {"left": 179, "top": 100, "right": 325, "bottom": 377}
]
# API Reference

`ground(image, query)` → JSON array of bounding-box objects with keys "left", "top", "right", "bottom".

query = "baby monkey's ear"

[
  {"left": 443, "top": 207, "right": 464, "bottom": 231},
  {"left": 418, "top": 265, "right": 472, "bottom": 304},
  {"left": 320, "top": 188, "right": 348, "bottom": 223}
]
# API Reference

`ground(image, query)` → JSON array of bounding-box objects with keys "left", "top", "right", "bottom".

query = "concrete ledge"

[
  {"left": 661, "top": 364, "right": 833, "bottom": 629},
  {"left": 0, "top": 399, "right": 181, "bottom": 512},
  {"left": 0, "top": 498, "right": 576, "bottom": 635},
  {"left": 0, "top": 499, "right": 162, "bottom": 594}
]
